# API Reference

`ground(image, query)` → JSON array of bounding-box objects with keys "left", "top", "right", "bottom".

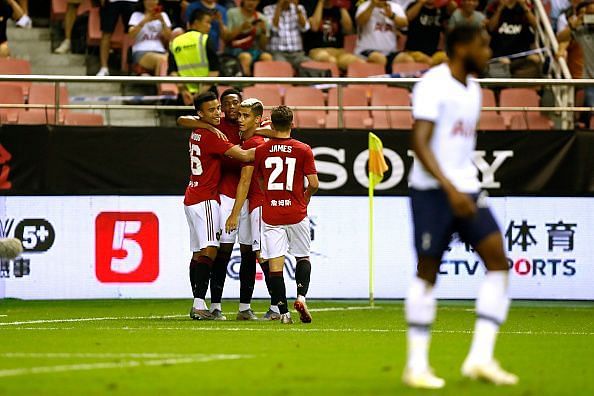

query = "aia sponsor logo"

[{"left": 95, "top": 212, "right": 159, "bottom": 283}]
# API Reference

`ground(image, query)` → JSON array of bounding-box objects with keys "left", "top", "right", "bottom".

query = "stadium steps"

[{"left": 6, "top": 23, "right": 160, "bottom": 126}]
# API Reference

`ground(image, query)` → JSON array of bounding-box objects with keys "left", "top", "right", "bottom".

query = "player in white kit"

[{"left": 403, "top": 26, "right": 519, "bottom": 389}]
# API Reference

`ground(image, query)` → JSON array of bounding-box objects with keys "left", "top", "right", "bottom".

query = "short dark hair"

[
  {"left": 194, "top": 91, "right": 218, "bottom": 111},
  {"left": 271, "top": 106, "right": 293, "bottom": 131},
  {"left": 220, "top": 88, "right": 242, "bottom": 102},
  {"left": 445, "top": 25, "right": 483, "bottom": 58},
  {"left": 241, "top": 98, "right": 264, "bottom": 117},
  {"left": 189, "top": 9, "right": 210, "bottom": 25}
]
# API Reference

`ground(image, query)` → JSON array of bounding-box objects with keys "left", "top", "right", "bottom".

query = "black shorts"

[
  {"left": 359, "top": 49, "right": 399, "bottom": 73},
  {"left": 410, "top": 188, "right": 500, "bottom": 259},
  {"left": 100, "top": 1, "right": 137, "bottom": 33}
]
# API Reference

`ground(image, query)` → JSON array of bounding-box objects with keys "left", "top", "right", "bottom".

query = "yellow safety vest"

[{"left": 170, "top": 31, "right": 210, "bottom": 94}]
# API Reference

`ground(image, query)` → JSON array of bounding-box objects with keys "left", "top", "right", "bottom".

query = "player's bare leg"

[
  {"left": 403, "top": 257, "right": 445, "bottom": 389},
  {"left": 236, "top": 244, "right": 258, "bottom": 320},
  {"left": 293, "top": 257, "right": 312, "bottom": 323},
  {"left": 189, "top": 246, "right": 217, "bottom": 321},
  {"left": 268, "top": 256, "right": 292, "bottom": 324},
  {"left": 209, "top": 243, "right": 232, "bottom": 320},
  {"left": 462, "top": 232, "right": 518, "bottom": 385}
]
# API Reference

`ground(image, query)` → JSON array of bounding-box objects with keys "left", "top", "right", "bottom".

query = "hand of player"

[
  {"left": 207, "top": 126, "right": 228, "bottom": 141},
  {"left": 446, "top": 189, "right": 477, "bottom": 219},
  {"left": 226, "top": 215, "right": 239, "bottom": 233}
]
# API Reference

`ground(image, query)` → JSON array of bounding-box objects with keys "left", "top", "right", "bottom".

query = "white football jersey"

[{"left": 408, "top": 63, "right": 481, "bottom": 193}]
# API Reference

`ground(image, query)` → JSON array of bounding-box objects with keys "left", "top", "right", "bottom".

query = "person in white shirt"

[
  {"left": 97, "top": 0, "right": 140, "bottom": 76},
  {"left": 354, "top": 0, "right": 408, "bottom": 71},
  {"left": 128, "top": 0, "right": 172, "bottom": 75},
  {"left": 404, "top": 25, "right": 519, "bottom": 389}
]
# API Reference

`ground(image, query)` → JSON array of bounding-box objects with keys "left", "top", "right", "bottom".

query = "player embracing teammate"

[{"left": 252, "top": 106, "right": 319, "bottom": 324}]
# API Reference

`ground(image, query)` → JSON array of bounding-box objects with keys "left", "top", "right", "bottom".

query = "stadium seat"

[
  {"left": 526, "top": 113, "right": 553, "bottom": 130},
  {"left": 346, "top": 62, "right": 385, "bottom": 78},
  {"left": 0, "top": 58, "right": 32, "bottom": 97},
  {"left": 478, "top": 112, "right": 506, "bottom": 130},
  {"left": 157, "top": 58, "right": 178, "bottom": 96},
  {"left": 16, "top": 110, "right": 49, "bottom": 125},
  {"left": 243, "top": 86, "right": 283, "bottom": 119},
  {"left": 481, "top": 88, "right": 497, "bottom": 107},
  {"left": 28, "top": 84, "right": 70, "bottom": 124},
  {"left": 0, "top": 84, "right": 25, "bottom": 124},
  {"left": 371, "top": 87, "right": 412, "bottom": 130},
  {"left": 63, "top": 112, "right": 104, "bottom": 126},
  {"left": 253, "top": 60, "right": 294, "bottom": 77},
  {"left": 391, "top": 62, "right": 430, "bottom": 76},
  {"left": 343, "top": 34, "right": 357, "bottom": 54},
  {"left": 500, "top": 88, "right": 540, "bottom": 127},
  {"left": 325, "top": 87, "right": 371, "bottom": 129},
  {"left": 284, "top": 87, "right": 326, "bottom": 128},
  {"left": 509, "top": 114, "right": 528, "bottom": 130},
  {"left": 299, "top": 60, "right": 340, "bottom": 77}
]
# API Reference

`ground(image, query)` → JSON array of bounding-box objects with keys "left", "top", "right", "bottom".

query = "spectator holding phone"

[
  {"left": 354, "top": 0, "right": 408, "bottom": 72},
  {"left": 128, "top": 0, "right": 172, "bottom": 75},
  {"left": 226, "top": 0, "right": 272, "bottom": 76},
  {"left": 264, "top": 0, "right": 311, "bottom": 69},
  {"left": 97, "top": 0, "right": 140, "bottom": 76},
  {"left": 185, "top": 0, "right": 229, "bottom": 51},
  {"left": 307, "top": 0, "right": 361, "bottom": 71},
  {"left": 0, "top": 0, "right": 25, "bottom": 57},
  {"left": 401, "top": 0, "right": 454, "bottom": 66}
]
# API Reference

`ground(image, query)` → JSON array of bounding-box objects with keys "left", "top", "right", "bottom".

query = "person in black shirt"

[
  {"left": 0, "top": 0, "right": 25, "bottom": 58},
  {"left": 307, "top": 0, "right": 360, "bottom": 70},
  {"left": 486, "top": 0, "right": 540, "bottom": 77},
  {"left": 401, "top": 0, "right": 455, "bottom": 65}
]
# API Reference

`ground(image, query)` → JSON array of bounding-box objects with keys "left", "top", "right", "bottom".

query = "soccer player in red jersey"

[
  {"left": 253, "top": 106, "right": 319, "bottom": 324},
  {"left": 225, "top": 98, "right": 280, "bottom": 320},
  {"left": 184, "top": 91, "right": 255, "bottom": 321}
]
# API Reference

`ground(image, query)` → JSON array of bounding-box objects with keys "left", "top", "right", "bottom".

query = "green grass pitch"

[{"left": 0, "top": 299, "right": 592, "bottom": 395}]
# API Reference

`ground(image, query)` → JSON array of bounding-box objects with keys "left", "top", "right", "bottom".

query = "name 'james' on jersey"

[
  {"left": 408, "top": 63, "right": 482, "bottom": 193},
  {"left": 253, "top": 138, "right": 317, "bottom": 226}
]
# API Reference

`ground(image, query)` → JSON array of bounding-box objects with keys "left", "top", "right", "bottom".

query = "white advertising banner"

[{"left": 1, "top": 196, "right": 592, "bottom": 300}]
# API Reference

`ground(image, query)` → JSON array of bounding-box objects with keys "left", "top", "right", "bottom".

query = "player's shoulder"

[
  {"left": 419, "top": 63, "right": 450, "bottom": 84},
  {"left": 289, "top": 138, "right": 311, "bottom": 151}
]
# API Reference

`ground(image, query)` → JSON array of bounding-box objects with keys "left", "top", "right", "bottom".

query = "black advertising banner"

[{"left": 1, "top": 125, "right": 593, "bottom": 196}]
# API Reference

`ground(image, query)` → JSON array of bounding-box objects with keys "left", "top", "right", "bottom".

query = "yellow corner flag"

[{"left": 368, "top": 132, "right": 389, "bottom": 308}]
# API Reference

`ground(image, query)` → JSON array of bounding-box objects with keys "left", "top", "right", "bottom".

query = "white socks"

[
  {"left": 466, "top": 271, "right": 511, "bottom": 364},
  {"left": 210, "top": 303, "right": 222, "bottom": 312},
  {"left": 239, "top": 303, "right": 251, "bottom": 312},
  {"left": 270, "top": 305, "right": 280, "bottom": 314},
  {"left": 193, "top": 298, "right": 207, "bottom": 310},
  {"left": 405, "top": 277, "right": 436, "bottom": 372}
]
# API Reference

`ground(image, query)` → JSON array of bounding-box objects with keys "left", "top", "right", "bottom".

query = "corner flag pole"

[{"left": 368, "top": 132, "right": 389, "bottom": 308}]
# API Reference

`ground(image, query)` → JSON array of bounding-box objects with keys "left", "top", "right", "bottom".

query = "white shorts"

[
  {"left": 249, "top": 206, "right": 263, "bottom": 252},
  {"left": 184, "top": 200, "right": 220, "bottom": 252},
  {"left": 219, "top": 194, "right": 250, "bottom": 245},
  {"left": 261, "top": 217, "right": 311, "bottom": 260}
]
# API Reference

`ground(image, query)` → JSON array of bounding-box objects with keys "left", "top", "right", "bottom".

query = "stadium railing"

[{"left": 0, "top": 75, "right": 592, "bottom": 129}]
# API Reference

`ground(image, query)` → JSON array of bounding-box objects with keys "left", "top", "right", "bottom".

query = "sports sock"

[
  {"left": 295, "top": 259, "right": 311, "bottom": 297},
  {"left": 189, "top": 259, "right": 200, "bottom": 296},
  {"left": 193, "top": 298, "right": 207, "bottom": 310},
  {"left": 193, "top": 256, "right": 213, "bottom": 299},
  {"left": 239, "top": 303, "right": 251, "bottom": 312},
  {"left": 405, "top": 277, "right": 436, "bottom": 372},
  {"left": 260, "top": 260, "right": 271, "bottom": 294},
  {"left": 466, "top": 271, "right": 510, "bottom": 364},
  {"left": 269, "top": 271, "right": 288, "bottom": 314},
  {"left": 239, "top": 250, "right": 257, "bottom": 304},
  {"left": 269, "top": 305, "right": 280, "bottom": 314},
  {"left": 210, "top": 251, "right": 230, "bottom": 304},
  {"left": 210, "top": 302, "right": 222, "bottom": 312}
]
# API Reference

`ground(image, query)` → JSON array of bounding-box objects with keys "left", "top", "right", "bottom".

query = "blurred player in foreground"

[
  {"left": 184, "top": 91, "right": 256, "bottom": 320},
  {"left": 225, "top": 98, "right": 280, "bottom": 320},
  {"left": 404, "top": 25, "right": 518, "bottom": 388},
  {"left": 253, "top": 106, "right": 319, "bottom": 324}
]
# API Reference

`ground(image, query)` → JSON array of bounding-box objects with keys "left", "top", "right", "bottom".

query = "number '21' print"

[{"left": 265, "top": 157, "right": 296, "bottom": 191}]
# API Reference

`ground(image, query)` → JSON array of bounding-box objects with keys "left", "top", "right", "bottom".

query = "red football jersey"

[
  {"left": 184, "top": 128, "right": 235, "bottom": 206},
  {"left": 242, "top": 135, "right": 268, "bottom": 213},
  {"left": 218, "top": 118, "right": 242, "bottom": 199},
  {"left": 254, "top": 137, "right": 317, "bottom": 225}
]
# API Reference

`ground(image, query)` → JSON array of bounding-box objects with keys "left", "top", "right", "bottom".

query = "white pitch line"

[
  {"left": 0, "top": 354, "right": 248, "bottom": 378},
  {"left": 0, "top": 307, "right": 377, "bottom": 327},
  {"left": 0, "top": 352, "right": 215, "bottom": 359}
]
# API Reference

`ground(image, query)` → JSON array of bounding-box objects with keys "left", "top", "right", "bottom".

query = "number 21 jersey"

[{"left": 253, "top": 138, "right": 317, "bottom": 226}]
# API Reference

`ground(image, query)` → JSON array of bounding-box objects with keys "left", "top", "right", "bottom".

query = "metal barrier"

[{"left": 0, "top": 75, "right": 592, "bottom": 129}]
